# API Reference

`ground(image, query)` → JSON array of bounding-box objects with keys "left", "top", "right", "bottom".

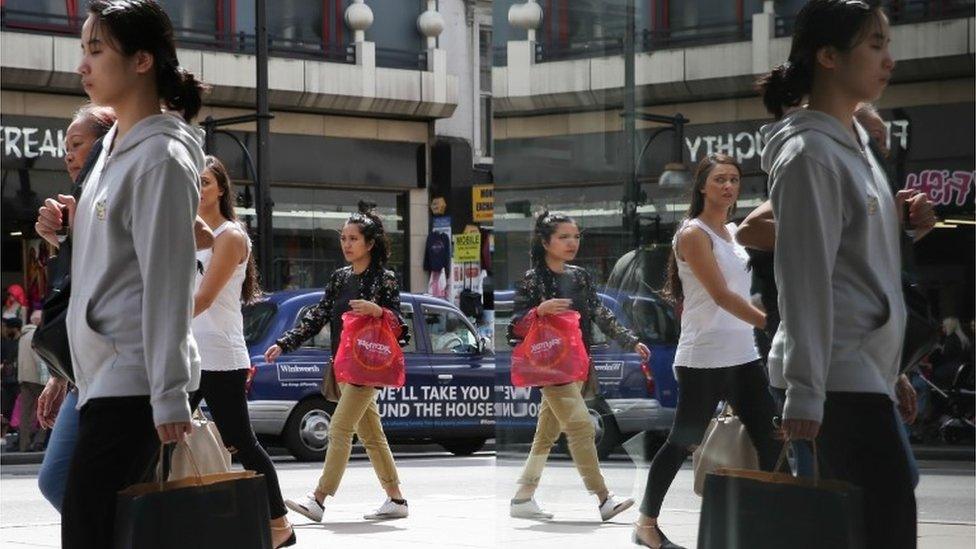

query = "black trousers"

[
  {"left": 62, "top": 396, "right": 159, "bottom": 549},
  {"left": 819, "top": 392, "right": 917, "bottom": 549},
  {"left": 189, "top": 369, "right": 287, "bottom": 519},
  {"left": 640, "top": 361, "right": 780, "bottom": 516}
]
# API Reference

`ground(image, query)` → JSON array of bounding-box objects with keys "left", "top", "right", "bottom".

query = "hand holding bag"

[
  {"left": 510, "top": 310, "right": 590, "bottom": 387},
  {"left": 332, "top": 310, "right": 406, "bottom": 388},
  {"left": 698, "top": 442, "right": 865, "bottom": 549},
  {"left": 115, "top": 441, "right": 272, "bottom": 549},
  {"left": 168, "top": 411, "right": 233, "bottom": 481},
  {"left": 691, "top": 403, "right": 759, "bottom": 496}
]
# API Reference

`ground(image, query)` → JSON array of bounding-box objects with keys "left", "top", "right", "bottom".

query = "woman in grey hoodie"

[
  {"left": 33, "top": 2, "right": 207, "bottom": 547},
  {"left": 756, "top": 1, "right": 934, "bottom": 547}
]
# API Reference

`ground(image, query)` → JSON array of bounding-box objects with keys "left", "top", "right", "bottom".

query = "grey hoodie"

[
  {"left": 761, "top": 109, "right": 905, "bottom": 423},
  {"left": 68, "top": 113, "right": 204, "bottom": 426}
]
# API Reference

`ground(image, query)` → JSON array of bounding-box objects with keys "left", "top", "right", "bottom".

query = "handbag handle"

[
  {"left": 156, "top": 438, "right": 204, "bottom": 489},
  {"left": 773, "top": 439, "right": 820, "bottom": 482},
  {"left": 719, "top": 402, "right": 734, "bottom": 418}
]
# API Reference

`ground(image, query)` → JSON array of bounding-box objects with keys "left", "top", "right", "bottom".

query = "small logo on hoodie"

[
  {"left": 866, "top": 195, "right": 878, "bottom": 215},
  {"left": 95, "top": 200, "right": 107, "bottom": 221}
]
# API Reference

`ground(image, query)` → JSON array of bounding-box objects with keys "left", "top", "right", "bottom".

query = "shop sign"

[
  {"left": 452, "top": 232, "right": 481, "bottom": 263},
  {"left": 904, "top": 169, "right": 974, "bottom": 207},
  {"left": 683, "top": 119, "right": 910, "bottom": 166},
  {"left": 1, "top": 116, "right": 71, "bottom": 170},
  {"left": 472, "top": 184, "right": 494, "bottom": 222}
]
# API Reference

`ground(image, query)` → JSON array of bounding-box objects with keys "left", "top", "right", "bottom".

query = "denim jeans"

[
  {"left": 38, "top": 389, "right": 79, "bottom": 512},
  {"left": 768, "top": 387, "right": 816, "bottom": 477}
]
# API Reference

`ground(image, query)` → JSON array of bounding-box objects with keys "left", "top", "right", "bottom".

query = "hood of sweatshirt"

[
  {"left": 760, "top": 109, "right": 866, "bottom": 175},
  {"left": 109, "top": 112, "right": 205, "bottom": 168}
]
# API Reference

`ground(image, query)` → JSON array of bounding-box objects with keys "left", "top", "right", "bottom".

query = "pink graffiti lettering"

[{"left": 904, "top": 170, "right": 975, "bottom": 207}]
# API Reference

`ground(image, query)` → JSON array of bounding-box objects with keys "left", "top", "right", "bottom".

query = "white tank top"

[
  {"left": 673, "top": 218, "right": 760, "bottom": 369},
  {"left": 191, "top": 221, "right": 252, "bottom": 371}
]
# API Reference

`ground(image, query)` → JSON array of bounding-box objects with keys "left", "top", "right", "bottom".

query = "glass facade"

[
  {"left": 237, "top": 186, "right": 408, "bottom": 290},
  {"left": 491, "top": 0, "right": 976, "bottom": 463}
]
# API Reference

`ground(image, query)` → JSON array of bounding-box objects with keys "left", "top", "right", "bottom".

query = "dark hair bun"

[{"left": 358, "top": 200, "right": 378, "bottom": 215}]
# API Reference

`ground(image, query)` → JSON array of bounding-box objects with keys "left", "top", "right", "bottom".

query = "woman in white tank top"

[
  {"left": 633, "top": 154, "right": 779, "bottom": 549},
  {"left": 191, "top": 156, "right": 295, "bottom": 548}
]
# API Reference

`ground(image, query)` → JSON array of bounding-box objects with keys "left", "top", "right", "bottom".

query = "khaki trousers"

[
  {"left": 317, "top": 383, "right": 400, "bottom": 496},
  {"left": 517, "top": 381, "right": 607, "bottom": 494}
]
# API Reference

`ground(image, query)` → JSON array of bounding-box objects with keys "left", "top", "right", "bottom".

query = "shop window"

[
  {"left": 234, "top": 187, "right": 406, "bottom": 292},
  {"left": 367, "top": 0, "right": 427, "bottom": 69},
  {"left": 156, "top": 1, "right": 220, "bottom": 45},
  {"left": 2, "top": 0, "right": 79, "bottom": 33},
  {"left": 233, "top": 0, "right": 350, "bottom": 60}
]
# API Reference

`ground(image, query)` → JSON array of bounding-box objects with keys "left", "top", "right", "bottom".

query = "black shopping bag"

[
  {"left": 697, "top": 446, "right": 865, "bottom": 549},
  {"left": 114, "top": 445, "right": 272, "bottom": 549}
]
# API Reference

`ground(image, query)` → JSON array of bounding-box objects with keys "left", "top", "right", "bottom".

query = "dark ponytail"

[
  {"left": 158, "top": 63, "right": 206, "bottom": 122},
  {"left": 346, "top": 201, "right": 391, "bottom": 268},
  {"left": 529, "top": 211, "right": 576, "bottom": 269},
  {"left": 88, "top": 0, "right": 208, "bottom": 121},
  {"left": 756, "top": 0, "right": 884, "bottom": 119}
]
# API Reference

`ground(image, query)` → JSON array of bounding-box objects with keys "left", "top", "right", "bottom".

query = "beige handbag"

[
  {"left": 168, "top": 411, "right": 233, "bottom": 481},
  {"left": 691, "top": 403, "right": 759, "bottom": 496}
]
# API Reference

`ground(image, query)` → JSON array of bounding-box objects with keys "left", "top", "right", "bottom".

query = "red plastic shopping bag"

[
  {"left": 511, "top": 310, "right": 589, "bottom": 387},
  {"left": 333, "top": 310, "right": 405, "bottom": 388}
]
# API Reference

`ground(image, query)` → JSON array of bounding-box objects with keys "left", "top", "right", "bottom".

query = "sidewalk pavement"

[{"left": 2, "top": 452, "right": 973, "bottom": 548}]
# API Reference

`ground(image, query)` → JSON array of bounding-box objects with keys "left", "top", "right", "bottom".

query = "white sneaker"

[
  {"left": 284, "top": 493, "right": 324, "bottom": 522},
  {"left": 510, "top": 498, "right": 554, "bottom": 520},
  {"left": 364, "top": 498, "right": 409, "bottom": 520},
  {"left": 599, "top": 492, "right": 634, "bottom": 521}
]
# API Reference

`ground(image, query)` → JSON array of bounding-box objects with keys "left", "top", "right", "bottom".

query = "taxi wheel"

[
  {"left": 590, "top": 407, "right": 622, "bottom": 460},
  {"left": 283, "top": 397, "right": 335, "bottom": 462}
]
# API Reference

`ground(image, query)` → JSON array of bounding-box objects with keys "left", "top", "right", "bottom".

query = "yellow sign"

[
  {"left": 472, "top": 185, "right": 494, "bottom": 222},
  {"left": 452, "top": 232, "right": 481, "bottom": 263}
]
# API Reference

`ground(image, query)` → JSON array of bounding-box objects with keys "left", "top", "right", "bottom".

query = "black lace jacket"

[
  {"left": 507, "top": 265, "right": 639, "bottom": 352},
  {"left": 275, "top": 265, "right": 409, "bottom": 354}
]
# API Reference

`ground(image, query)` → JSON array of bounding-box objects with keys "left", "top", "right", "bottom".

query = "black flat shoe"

[
  {"left": 632, "top": 524, "right": 686, "bottom": 549},
  {"left": 272, "top": 526, "right": 296, "bottom": 548}
]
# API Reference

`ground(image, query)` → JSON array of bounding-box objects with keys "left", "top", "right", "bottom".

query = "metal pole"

[
  {"left": 256, "top": 0, "right": 274, "bottom": 288},
  {"left": 623, "top": 0, "right": 637, "bottom": 249},
  {"left": 673, "top": 113, "right": 686, "bottom": 164}
]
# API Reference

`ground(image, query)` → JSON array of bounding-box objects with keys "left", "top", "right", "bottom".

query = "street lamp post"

[
  {"left": 200, "top": 0, "right": 276, "bottom": 289},
  {"left": 621, "top": 0, "right": 691, "bottom": 248},
  {"left": 255, "top": 0, "right": 273, "bottom": 288}
]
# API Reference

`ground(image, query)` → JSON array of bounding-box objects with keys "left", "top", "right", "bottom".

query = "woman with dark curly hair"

[
  {"left": 266, "top": 202, "right": 410, "bottom": 523},
  {"left": 508, "top": 211, "right": 650, "bottom": 523}
]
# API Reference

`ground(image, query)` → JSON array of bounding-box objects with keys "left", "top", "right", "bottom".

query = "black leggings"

[
  {"left": 189, "top": 369, "right": 287, "bottom": 519},
  {"left": 640, "top": 361, "right": 780, "bottom": 517}
]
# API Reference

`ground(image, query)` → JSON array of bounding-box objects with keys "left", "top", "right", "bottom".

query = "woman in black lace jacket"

[
  {"left": 264, "top": 202, "right": 410, "bottom": 523},
  {"left": 508, "top": 211, "right": 650, "bottom": 523}
]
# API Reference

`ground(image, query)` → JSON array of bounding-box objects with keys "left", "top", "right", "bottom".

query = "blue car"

[
  {"left": 242, "top": 290, "right": 495, "bottom": 461},
  {"left": 494, "top": 289, "right": 679, "bottom": 458}
]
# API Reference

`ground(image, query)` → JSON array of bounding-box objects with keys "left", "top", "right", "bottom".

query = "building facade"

[
  {"left": 492, "top": 0, "right": 975, "bottom": 323},
  {"left": 1, "top": 0, "right": 489, "bottom": 307}
]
